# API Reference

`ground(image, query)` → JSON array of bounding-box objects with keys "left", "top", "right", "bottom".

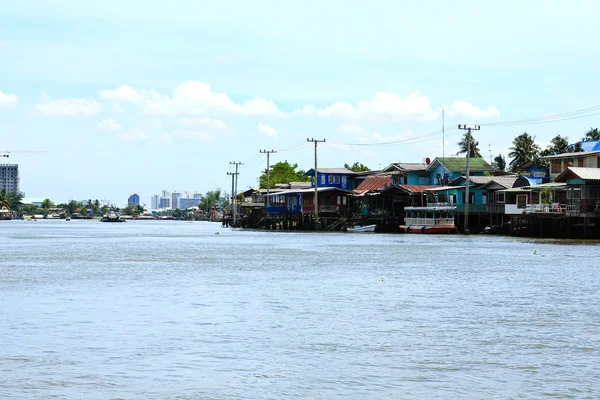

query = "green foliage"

[
  {"left": 456, "top": 133, "right": 482, "bottom": 158},
  {"left": 344, "top": 162, "right": 370, "bottom": 172},
  {"left": 41, "top": 198, "right": 54, "bottom": 209},
  {"left": 65, "top": 200, "right": 80, "bottom": 215},
  {"left": 0, "top": 189, "right": 23, "bottom": 210},
  {"left": 259, "top": 161, "right": 309, "bottom": 189},
  {"left": 582, "top": 127, "right": 600, "bottom": 142},
  {"left": 494, "top": 154, "right": 506, "bottom": 171},
  {"left": 200, "top": 189, "right": 223, "bottom": 211},
  {"left": 508, "top": 132, "right": 541, "bottom": 171},
  {"left": 541, "top": 186, "right": 551, "bottom": 204}
]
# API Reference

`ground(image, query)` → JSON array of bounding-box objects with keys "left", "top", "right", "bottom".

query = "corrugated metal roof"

[
  {"left": 397, "top": 185, "right": 438, "bottom": 193},
  {"left": 554, "top": 167, "right": 600, "bottom": 182},
  {"left": 428, "top": 157, "right": 494, "bottom": 172},
  {"left": 580, "top": 140, "right": 600, "bottom": 152},
  {"left": 425, "top": 186, "right": 465, "bottom": 192},
  {"left": 304, "top": 168, "right": 355, "bottom": 176},
  {"left": 353, "top": 176, "right": 392, "bottom": 193},
  {"left": 381, "top": 162, "right": 428, "bottom": 172},
  {"left": 541, "top": 150, "right": 600, "bottom": 159},
  {"left": 499, "top": 183, "right": 566, "bottom": 192}
]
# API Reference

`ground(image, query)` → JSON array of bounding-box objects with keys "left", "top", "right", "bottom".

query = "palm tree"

[
  {"left": 493, "top": 154, "right": 506, "bottom": 171},
  {"left": 508, "top": 132, "right": 541, "bottom": 170},
  {"left": 582, "top": 127, "right": 600, "bottom": 142},
  {"left": 456, "top": 133, "right": 482, "bottom": 158},
  {"left": 0, "top": 189, "right": 23, "bottom": 210}
]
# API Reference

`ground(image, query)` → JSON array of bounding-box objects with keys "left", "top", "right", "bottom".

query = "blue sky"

[{"left": 1, "top": 0, "right": 599, "bottom": 205}]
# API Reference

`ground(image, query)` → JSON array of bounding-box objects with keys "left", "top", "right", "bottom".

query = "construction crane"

[{"left": 1, "top": 150, "right": 48, "bottom": 158}]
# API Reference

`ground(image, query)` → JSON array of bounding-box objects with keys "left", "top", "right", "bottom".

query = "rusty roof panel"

[{"left": 354, "top": 176, "right": 392, "bottom": 193}]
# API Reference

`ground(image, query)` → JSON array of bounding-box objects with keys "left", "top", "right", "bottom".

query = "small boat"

[
  {"left": 399, "top": 206, "right": 457, "bottom": 234},
  {"left": 347, "top": 224, "right": 376, "bottom": 233},
  {"left": 100, "top": 211, "right": 126, "bottom": 222}
]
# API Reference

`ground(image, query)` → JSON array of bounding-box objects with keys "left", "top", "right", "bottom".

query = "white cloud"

[
  {"left": 37, "top": 97, "right": 102, "bottom": 116},
  {"left": 97, "top": 118, "right": 124, "bottom": 131},
  {"left": 300, "top": 91, "right": 438, "bottom": 121},
  {"left": 0, "top": 91, "right": 18, "bottom": 108},
  {"left": 257, "top": 123, "right": 278, "bottom": 138},
  {"left": 443, "top": 100, "right": 500, "bottom": 119},
  {"left": 99, "top": 85, "right": 142, "bottom": 104},
  {"left": 179, "top": 117, "right": 227, "bottom": 130},
  {"left": 99, "top": 81, "right": 282, "bottom": 117}
]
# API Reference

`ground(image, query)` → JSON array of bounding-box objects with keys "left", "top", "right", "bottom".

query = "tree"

[
  {"left": 344, "top": 162, "right": 370, "bottom": 172},
  {"left": 582, "top": 127, "right": 600, "bottom": 142},
  {"left": 508, "top": 132, "right": 541, "bottom": 170},
  {"left": 65, "top": 200, "right": 80, "bottom": 215},
  {"left": 0, "top": 189, "right": 23, "bottom": 211},
  {"left": 540, "top": 134, "right": 584, "bottom": 159},
  {"left": 259, "top": 161, "right": 309, "bottom": 189},
  {"left": 200, "top": 190, "right": 223, "bottom": 211},
  {"left": 494, "top": 154, "right": 506, "bottom": 171},
  {"left": 41, "top": 198, "right": 54, "bottom": 209},
  {"left": 456, "top": 133, "right": 482, "bottom": 158}
]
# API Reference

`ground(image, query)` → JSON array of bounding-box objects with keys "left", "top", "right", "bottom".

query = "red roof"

[{"left": 354, "top": 176, "right": 392, "bottom": 193}]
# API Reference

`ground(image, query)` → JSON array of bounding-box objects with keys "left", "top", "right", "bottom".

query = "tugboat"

[{"left": 100, "top": 211, "right": 126, "bottom": 222}]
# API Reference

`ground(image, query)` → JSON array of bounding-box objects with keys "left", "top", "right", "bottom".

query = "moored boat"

[
  {"left": 399, "top": 206, "right": 457, "bottom": 234},
  {"left": 346, "top": 224, "right": 377, "bottom": 233},
  {"left": 100, "top": 211, "right": 126, "bottom": 222}
]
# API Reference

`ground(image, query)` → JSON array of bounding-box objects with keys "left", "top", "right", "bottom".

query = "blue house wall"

[{"left": 305, "top": 171, "right": 351, "bottom": 190}]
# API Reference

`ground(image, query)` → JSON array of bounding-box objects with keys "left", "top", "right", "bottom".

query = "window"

[
  {"left": 321, "top": 175, "right": 326, "bottom": 185},
  {"left": 517, "top": 195, "right": 527, "bottom": 209},
  {"left": 482, "top": 193, "right": 487, "bottom": 204},
  {"left": 578, "top": 158, "right": 584, "bottom": 167},
  {"left": 343, "top": 196, "right": 347, "bottom": 205},
  {"left": 328, "top": 175, "right": 340, "bottom": 184},
  {"left": 497, "top": 193, "right": 505, "bottom": 203},
  {"left": 337, "top": 196, "right": 341, "bottom": 205},
  {"left": 597, "top": 157, "right": 600, "bottom": 168},
  {"left": 551, "top": 160, "right": 561, "bottom": 173}
]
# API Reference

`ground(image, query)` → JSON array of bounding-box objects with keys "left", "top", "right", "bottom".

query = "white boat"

[{"left": 347, "top": 224, "right": 376, "bottom": 233}]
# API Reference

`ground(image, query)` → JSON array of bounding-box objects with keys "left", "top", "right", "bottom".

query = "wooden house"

[
  {"left": 304, "top": 168, "right": 357, "bottom": 190},
  {"left": 541, "top": 150, "right": 600, "bottom": 180},
  {"left": 554, "top": 167, "right": 600, "bottom": 217},
  {"left": 425, "top": 157, "right": 495, "bottom": 186}
]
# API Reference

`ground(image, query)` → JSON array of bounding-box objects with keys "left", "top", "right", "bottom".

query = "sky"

[{"left": 1, "top": 0, "right": 600, "bottom": 206}]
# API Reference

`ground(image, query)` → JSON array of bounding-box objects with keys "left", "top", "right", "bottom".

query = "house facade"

[
  {"left": 304, "top": 168, "right": 356, "bottom": 190},
  {"left": 541, "top": 150, "right": 600, "bottom": 180}
]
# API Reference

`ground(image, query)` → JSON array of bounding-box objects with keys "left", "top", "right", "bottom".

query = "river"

[{"left": 1, "top": 220, "right": 599, "bottom": 399}]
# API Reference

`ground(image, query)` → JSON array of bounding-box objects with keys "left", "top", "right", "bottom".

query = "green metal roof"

[{"left": 429, "top": 157, "right": 494, "bottom": 172}]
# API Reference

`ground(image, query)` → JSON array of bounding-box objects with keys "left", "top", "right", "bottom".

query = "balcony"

[
  {"left": 456, "top": 204, "right": 487, "bottom": 213},
  {"left": 266, "top": 205, "right": 301, "bottom": 214}
]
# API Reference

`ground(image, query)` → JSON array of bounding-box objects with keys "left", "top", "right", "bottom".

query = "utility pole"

[
  {"left": 442, "top": 109, "right": 445, "bottom": 159},
  {"left": 458, "top": 124, "right": 480, "bottom": 234},
  {"left": 228, "top": 161, "right": 243, "bottom": 225},
  {"left": 307, "top": 138, "right": 326, "bottom": 225},
  {"left": 259, "top": 149, "right": 277, "bottom": 207}
]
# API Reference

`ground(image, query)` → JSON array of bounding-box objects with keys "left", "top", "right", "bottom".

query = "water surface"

[{"left": 1, "top": 220, "right": 599, "bottom": 399}]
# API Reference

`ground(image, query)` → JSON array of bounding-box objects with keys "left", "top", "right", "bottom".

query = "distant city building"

[
  {"left": 0, "top": 164, "right": 19, "bottom": 193},
  {"left": 159, "top": 197, "right": 171, "bottom": 209},
  {"left": 151, "top": 194, "right": 159, "bottom": 210},
  {"left": 178, "top": 197, "right": 201, "bottom": 209},
  {"left": 171, "top": 191, "right": 181, "bottom": 209},
  {"left": 127, "top": 193, "right": 140, "bottom": 205}
]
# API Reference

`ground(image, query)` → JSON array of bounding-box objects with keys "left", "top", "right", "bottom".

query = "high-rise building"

[
  {"left": 159, "top": 197, "right": 171, "bottom": 209},
  {"left": 0, "top": 164, "right": 19, "bottom": 193},
  {"left": 127, "top": 193, "right": 140, "bottom": 205},
  {"left": 178, "top": 197, "right": 201, "bottom": 209},
  {"left": 171, "top": 191, "right": 181, "bottom": 209},
  {"left": 151, "top": 194, "right": 159, "bottom": 210}
]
